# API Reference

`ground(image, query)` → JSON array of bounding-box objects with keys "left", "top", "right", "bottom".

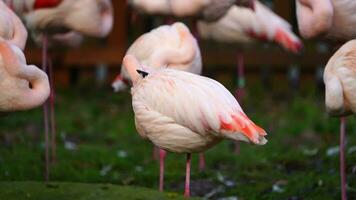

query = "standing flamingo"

[
  {"left": 112, "top": 22, "right": 202, "bottom": 192},
  {"left": 323, "top": 40, "right": 356, "bottom": 200},
  {"left": 122, "top": 54, "right": 267, "bottom": 197},
  {"left": 3, "top": 0, "right": 114, "bottom": 177},
  {"left": 197, "top": 1, "right": 302, "bottom": 154},
  {"left": 296, "top": 0, "right": 356, "bottom": 40},
  {"left": 297, "top": 2, "right": 356, "bottom": 200}
]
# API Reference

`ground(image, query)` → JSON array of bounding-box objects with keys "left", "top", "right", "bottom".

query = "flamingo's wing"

[{"left": 132, "top": 69, "right": 267, "bottom": 145}]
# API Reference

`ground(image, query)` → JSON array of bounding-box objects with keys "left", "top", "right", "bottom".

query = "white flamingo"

[
  {"left": 112, "top": 22, "right": 202, "bottom": 192},
  {"left": 122, "top": 54, "right": 267, "bottom": 197}
]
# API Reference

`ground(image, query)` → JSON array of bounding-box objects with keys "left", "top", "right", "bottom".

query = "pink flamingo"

[
  {"left": 296, "top": 0, "right": 356, "bottom": 40},
  {"left": 297, "top": 2, "right": 356, "bottom": 200},
  {"left": 122, "top": 54, "right": 267, "bottom": 197},
  {"left": 4, "top": 0, "right": 114, "bottom": 176},
  {"left": 323, "top": 40, "right": 356, "bottom": 200},
  {"left": 112, "top": 22, "right": 202, "bottom": 192},
  {"left": 197, "top": 2, "right": 303, "bottom": 53},
  {"left": 197, "top": 1, "right": 302, "bottom": 154}
]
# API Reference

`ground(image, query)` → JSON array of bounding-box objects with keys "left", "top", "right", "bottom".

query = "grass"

[
  {"left": 0, "top": 82, "right": 356, "bottom": 200},
  {"left": 0, "top": 181, "right": 193, "bottom": 200}
]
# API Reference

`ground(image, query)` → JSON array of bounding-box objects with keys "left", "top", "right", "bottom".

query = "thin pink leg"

[
  {"left": 184, "top": 153, "right": 192, "bottom": 198},
  {"left": 340, "top": 117, "right": 347, "bottom": 200},
  {"left": 159, "top": 149, "right": 166, "bottom": 192},
  {"left": 42, "top": 33, "right": 50, "bottom": 182},
  {"left": 234, "top": 52, "right": 245, "bottom": 155},
  {"left": 48, "top": 57, "right": 57, "bottom": 164},
  {"left": 199, "top": 153, "right": 205, "bottom": 172}
]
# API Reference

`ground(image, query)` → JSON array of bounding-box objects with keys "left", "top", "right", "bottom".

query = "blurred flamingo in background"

[
  {"left": 122, "top": 54, "right": 267, "bottom": 197},
  {"left": 2, "top": 0, "right": 113, "bottom": 182},
  {"left": 323, "top": 40, "right": 356, "bottom": 200},
  {"left": 197, "top": 2, "right": 303, "bottom": 53},
  {"left": 129, "top": 0, "right": 255, "bottom": 22},
  {"left": 297, "top": 1, "right": 356, "bottom": 200},
  {"left": 197, "top": 1, "right": 302, "bottom": 154},
  {"left": 112, "top": 22, "right": 202, "bottom": 192},
  {"left": 112, "top": 22, "right": 201, "bottom": 91},
  {"left": 296, "top": 0, "right": 356, "bottom": 40},
  {"left": 3, "top": 0, "right": 114, "bottom": 175}
]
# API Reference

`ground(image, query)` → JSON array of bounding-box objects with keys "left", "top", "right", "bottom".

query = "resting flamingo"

[
  {"left": 112, "top": 22, "right": 202, "bottom": 192},
  {"left": 122, "top": 54, "right": 267, "bottom": 197}
]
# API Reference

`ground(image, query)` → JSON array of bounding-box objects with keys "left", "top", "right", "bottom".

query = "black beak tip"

[{"left": 136, "top": 69, "right": 149, "bottom": 78}]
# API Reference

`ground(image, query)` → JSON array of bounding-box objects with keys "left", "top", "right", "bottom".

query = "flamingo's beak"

[{"left": 235, "top": 0, "right": 255, "bottom": 11}]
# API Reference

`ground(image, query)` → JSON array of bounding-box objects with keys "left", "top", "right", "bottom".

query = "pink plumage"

[
  {"left": 8, "top": 0, "right": 113, "bottom": 46},
  {"left": 126, "top": 55, "right": 267, "bottom": 152},
  {"left": 296, "top": 0, "right": 356, "bottom": 40},
  {"left": 324, "top": 40, "right": 356, "bottom": 116},
  {"left": 112, "top": 22, "right": 202, "bottom": 92},
  {"left": 0, "top": 1, "right": 27, "bottom": 50}
]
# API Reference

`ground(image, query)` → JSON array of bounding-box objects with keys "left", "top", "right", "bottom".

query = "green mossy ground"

[
  {"left": 0, "top": 181, "right": 194, "bottom": 200},
  {"left": 0, "top": 82, "right": 356, "bottom": 199}
]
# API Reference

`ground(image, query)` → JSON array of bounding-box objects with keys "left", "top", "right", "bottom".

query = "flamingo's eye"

[{"left": 136, "top": 70, "right": 149, "bottom": 78}]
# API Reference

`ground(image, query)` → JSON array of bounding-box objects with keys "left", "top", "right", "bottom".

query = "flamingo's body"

[
  {"left": 0, "top": 40, "right": 50, "bottom": 111},
  {"left": 296, "top": 0, "right": 356, "bottom": 40},
  {"left": 0, "top": 1, "right": 27, "bottom": 49},
  {"left": 197, "top": 2, "right": 302, "bottom": 53},
  {"left": 129, "top": 0, "right": 254, "bottom": 22},
  {"left": 123, "top": 54, "right": 267, "bottom": 196},
  {"left": 7, "top": 0, "right": 113, "bottom": 46},
  {"left": 324, "top": 40, "right": 356, "bottom": 116},
  {"left": 112, "top": 22, "right": 201, "bottom": 92}
]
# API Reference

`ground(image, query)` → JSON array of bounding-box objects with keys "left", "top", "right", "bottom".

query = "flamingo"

[
  {"left": 129, "top": 0, "right": 255, "bottom": 22},
  {"left": 6, "top": 0, "right": 113, "bottom": 46},
  {"left": 3, "top": 0, "right": 114, "bottom": 176},
  {"left": 112, "top": 22, "right": 202, "bottom": 192},
  {"left": 323, "top": 40, "right": 356, "bottom": 200},
  {"left": 297, "top": 2, "right": 356, "bottom": 200},
  {"left": 197, "top": 2, "right": 303, "bottom": 53},
  {"left": 197, "top": 1, "right": 302, "bottom": 154},
  {"left": 122, "top": 54, "right": 267, "bottom": 197},
  {"left": 0, "top": 39, "right": 50, "bottom": 111},
  {"left": 112, "top": 22, "right": 201, "bottom": 91},
  {"left": 296, "top": 0, "right": 356, "bottom": 40}
]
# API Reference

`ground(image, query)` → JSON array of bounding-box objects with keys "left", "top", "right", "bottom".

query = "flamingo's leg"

[{"left": 184, "top": 153, "right": 192, "bottom": 197}]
